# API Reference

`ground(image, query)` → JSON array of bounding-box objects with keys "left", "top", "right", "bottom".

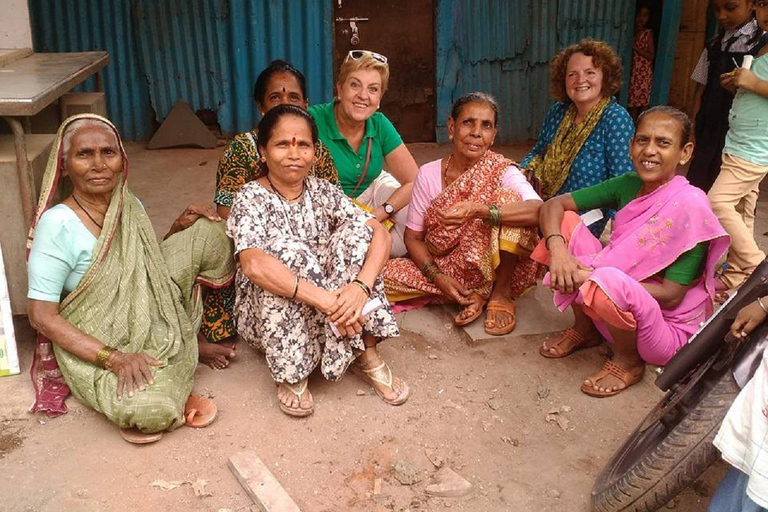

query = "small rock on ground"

[{"left": 425, "top": 467, "right": 472, "bottom": 497}]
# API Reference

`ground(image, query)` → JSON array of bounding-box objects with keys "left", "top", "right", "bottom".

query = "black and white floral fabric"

[{"left": 227, "top": 177, "right": 399, "bottom": 383}]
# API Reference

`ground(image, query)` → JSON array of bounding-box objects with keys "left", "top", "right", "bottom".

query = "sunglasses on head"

[{"left": 345, "top": 50, "right": 388, "bottom": 64}]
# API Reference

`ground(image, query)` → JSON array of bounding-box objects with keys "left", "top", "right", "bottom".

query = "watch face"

[{"left": 384, "top": 203, "right": 394, "bottom": 214}]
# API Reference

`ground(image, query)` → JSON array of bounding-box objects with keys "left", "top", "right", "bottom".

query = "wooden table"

[{"left": 0, "top": 51, "right": 109, "bottom": 227}]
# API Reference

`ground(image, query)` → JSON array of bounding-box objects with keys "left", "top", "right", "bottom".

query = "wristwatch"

[{"left": 383, "top": 202, "right": 395, "bottom": 215}]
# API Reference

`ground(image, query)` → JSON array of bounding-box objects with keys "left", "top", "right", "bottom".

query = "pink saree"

[{"left": 533, "top": 176, "right": 729, "bottom": 365}]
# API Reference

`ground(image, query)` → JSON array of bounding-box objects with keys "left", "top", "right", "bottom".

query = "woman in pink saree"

[{"left": 534, "top": 106, "right": 729, "bottom": 397}]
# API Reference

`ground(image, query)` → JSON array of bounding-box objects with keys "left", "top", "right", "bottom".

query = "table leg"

[{"left": 2, "top": 116, "right": 35, "bottom": 230}]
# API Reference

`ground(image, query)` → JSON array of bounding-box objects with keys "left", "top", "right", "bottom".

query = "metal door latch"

[{"left": 335, "top": 17, "right": 369, "bottom": 46}]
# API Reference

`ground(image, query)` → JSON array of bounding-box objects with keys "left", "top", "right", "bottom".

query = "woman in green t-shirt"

[{"left": 309, "top": 50, "right": 419, "bottom": 257}]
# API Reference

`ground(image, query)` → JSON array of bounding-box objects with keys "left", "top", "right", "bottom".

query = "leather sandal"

[
  {"left": 277, "top": 379, "right": 314, "bottom": 417},
  {"left": 539, "top": 328, "right": 601, "bottom": 359},
  {"left": 352, "top": 358, "right": 410, "bottom": 406},
  {"left": 119, "top": 427, "right": 163, "bottom": 444},
  {"left": 484, "top": 299, "right": 517, "bottom": 336},
  {"left": 454, "top": 292, "right": 487, "bottom": 327},
  {"left": 184, "top": 394, "right": 218, "bottom": 428},
  {"left": 580, "top": 360, "right": 645, "bottom": 398}
]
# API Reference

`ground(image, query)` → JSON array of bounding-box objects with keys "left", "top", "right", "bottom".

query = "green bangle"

[
  {"left": 483, "top": 204, "right": 501, "bottom": 226},
  {"left": 421, "top": 261, "right": 442, "bottom": 283}
]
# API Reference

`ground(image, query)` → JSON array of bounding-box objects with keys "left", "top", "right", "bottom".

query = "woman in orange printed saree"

[{"left": 383, "top": 93, "right": 542, "bottom": 336}]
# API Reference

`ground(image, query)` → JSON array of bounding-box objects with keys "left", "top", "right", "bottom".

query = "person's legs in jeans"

[{"left": 708, "top": 467, "right": 768, "bottom": 512}]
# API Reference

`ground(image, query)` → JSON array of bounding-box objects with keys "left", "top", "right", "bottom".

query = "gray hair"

[
  {"left": 61, "top": 118, "right": 119, "bottom": 159},
  {"left": 450, "top": 92, "right": 500, "bottom": 126}
]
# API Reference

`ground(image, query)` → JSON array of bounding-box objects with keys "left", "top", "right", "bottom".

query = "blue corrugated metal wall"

[
  {"left": 435, "top": 0, "right": 635, "bottom": 143},
  {"left": 29, "top": 0, "right": 334, "bottom": 141}
]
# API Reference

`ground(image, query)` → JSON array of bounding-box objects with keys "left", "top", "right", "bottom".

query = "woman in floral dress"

[
  {"left": 227, "top": 105, "right": 409, "bottom": 417},
  {"left": 200, "top": 60, "right": 338, "bottom": 369}
]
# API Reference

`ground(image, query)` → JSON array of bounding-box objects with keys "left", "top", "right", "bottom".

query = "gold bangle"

[{"left": 96, "top": 346, "right": 116, "bottom": 368}]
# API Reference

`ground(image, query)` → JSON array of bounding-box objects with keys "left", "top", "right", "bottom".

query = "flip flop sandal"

[
  {"left": 454, "top": 292, "right": 487, "bottom": 327},
  {"left": 119, "top": 427, "right": 163, "bottom": 444},
  {"left": 484, "top": 299, "right": 517, "bottom": 336},
  {"left": 580, "top": 360, "right": 645, "bottom": 398},
  {"left": 184, "top": 394, "right": 218, "bottom": 428},
  {"left": 277, "top": 379, "right": 314, "bottom": 417},
  {"left": 539, "top": 328, "right": 601, "bottom": 359},
  {"left": 351, "top": 359, "right": 410, "bottom": 406}
]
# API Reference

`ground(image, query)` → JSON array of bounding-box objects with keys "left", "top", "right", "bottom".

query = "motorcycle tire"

[{"left": 590, "top": 369, "right": 740, "bottom": 512}]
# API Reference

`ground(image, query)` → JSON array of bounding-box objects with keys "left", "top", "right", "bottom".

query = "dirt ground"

[{"left": 2, "top": 141, "right": 753, "bottom": 512}]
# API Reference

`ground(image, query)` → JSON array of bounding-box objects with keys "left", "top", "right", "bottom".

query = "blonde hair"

[{"left": 337, "top": 54, "right": 390, "bottom": 94}]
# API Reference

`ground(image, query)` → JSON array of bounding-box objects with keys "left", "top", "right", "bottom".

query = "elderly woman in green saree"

[{"left": 26, "top": 114, "right": 234, "bottom": 444}]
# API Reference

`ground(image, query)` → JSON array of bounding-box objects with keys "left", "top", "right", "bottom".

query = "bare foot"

[
  {"left": 277, "top": 381, "right": 313, "bottom": 413},
  {"left": 198, "top": 337, "right": 236, "bottom": 370}
]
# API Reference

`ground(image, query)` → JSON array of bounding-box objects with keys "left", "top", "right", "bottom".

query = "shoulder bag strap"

[{"left": 349, "top": 138, "right": 373, "bottom": 197}]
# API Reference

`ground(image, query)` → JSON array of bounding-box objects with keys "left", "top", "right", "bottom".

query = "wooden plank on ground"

[{"left": 228, "top": 451, "right": 302, "bottom": 512}]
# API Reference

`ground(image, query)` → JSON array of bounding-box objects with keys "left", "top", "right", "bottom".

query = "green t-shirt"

[
  {"left": 571, "top": 173, "right": 708, "bottom": 285},
  {"left": 309, "top": 101, "right": 403, "bottom": 197}
]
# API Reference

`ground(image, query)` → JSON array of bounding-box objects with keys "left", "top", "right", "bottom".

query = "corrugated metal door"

[
  {"left": 29, "top": 0, "right": 334, "bottom": 141},
  {"left": 435, "top": 0, "right": 635, "bottom": 143}
]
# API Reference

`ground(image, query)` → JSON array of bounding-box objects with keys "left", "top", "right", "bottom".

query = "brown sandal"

[
  {"left": 454, "top": 292, "right": 486, "bottom": 327},
  {"left": 184, "top": 395, "right": 218, "bottom": 428},
  {"left": 580, "top": 360, "right": 644, "bottom": 398},
  {"left": 539, "top": 328, "right": 600, "bottom": 358},
  {"left": 484, "top": 299, "right": 516, "bottom": 336},
  {"left": 119, "top": 427, "right": 163, "bottom": 444}
]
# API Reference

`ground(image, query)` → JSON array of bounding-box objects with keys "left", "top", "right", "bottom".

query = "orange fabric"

[
  {"left": 530, "top": 211, "right": 582, "bottom": 266},
  {"left": 580, "top": 281, "right": 637, "bottom": 331}
]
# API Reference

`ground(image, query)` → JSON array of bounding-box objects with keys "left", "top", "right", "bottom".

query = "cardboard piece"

[
  {"left": 147, "top": 100, "right": 218, "bottom": 150},
  {"left": 0, "top": 245, "right": 20, "bottom": 376}
]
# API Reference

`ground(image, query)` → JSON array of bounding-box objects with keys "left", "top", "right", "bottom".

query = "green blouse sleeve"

[
  {"left": 665, "top": 242, "right": 709, "bottom": 285},
  {"left": 571, "top": 173, "right": 643, "bottom": 211}
]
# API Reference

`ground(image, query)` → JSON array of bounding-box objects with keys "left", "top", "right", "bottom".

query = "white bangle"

[{"left": 758, "top": 297, "right": 768, "bottom": 314}]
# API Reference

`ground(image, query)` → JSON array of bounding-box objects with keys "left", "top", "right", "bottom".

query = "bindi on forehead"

[{"left": 291, "top": 136, "right": 296, "bottom": 146}]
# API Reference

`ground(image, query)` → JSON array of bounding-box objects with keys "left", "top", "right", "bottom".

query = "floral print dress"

[
  {"left": 227, "top": 176, "right": 399, "bottom": 384},
  {"left": 200, "top": 131, "right": 340, "bottom": 343}
]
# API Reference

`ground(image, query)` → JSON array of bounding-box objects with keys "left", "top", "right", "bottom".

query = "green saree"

[{"left": 28, "top": 114, "right": 233, "bottom": 432}]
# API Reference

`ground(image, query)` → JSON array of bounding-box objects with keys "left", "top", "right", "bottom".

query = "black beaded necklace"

[
  {"left": 266, "top": 174, "right": 305, "bottom": 202},
  {"left": 72, "top": 195, "right": 104, "bottom": 229}
]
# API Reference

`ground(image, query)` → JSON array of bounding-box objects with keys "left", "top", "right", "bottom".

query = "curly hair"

[{"left": 549, "top": 38, "right": 623, "bottom": 102}]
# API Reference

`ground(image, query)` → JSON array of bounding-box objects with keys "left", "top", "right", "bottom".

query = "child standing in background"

[
  {"left": 688, "top": 0, "right": 763, "bottom": 193},
  {"left": 707, "top": 0, "right": 768, "bottom": 297},
  {"left": 628, "top": 5, "right": 655, "bottom": 120}
]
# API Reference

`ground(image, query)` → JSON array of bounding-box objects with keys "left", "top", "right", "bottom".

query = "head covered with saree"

[{"left": 28, "top": 115, "right": 232, "bottom": 424}]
